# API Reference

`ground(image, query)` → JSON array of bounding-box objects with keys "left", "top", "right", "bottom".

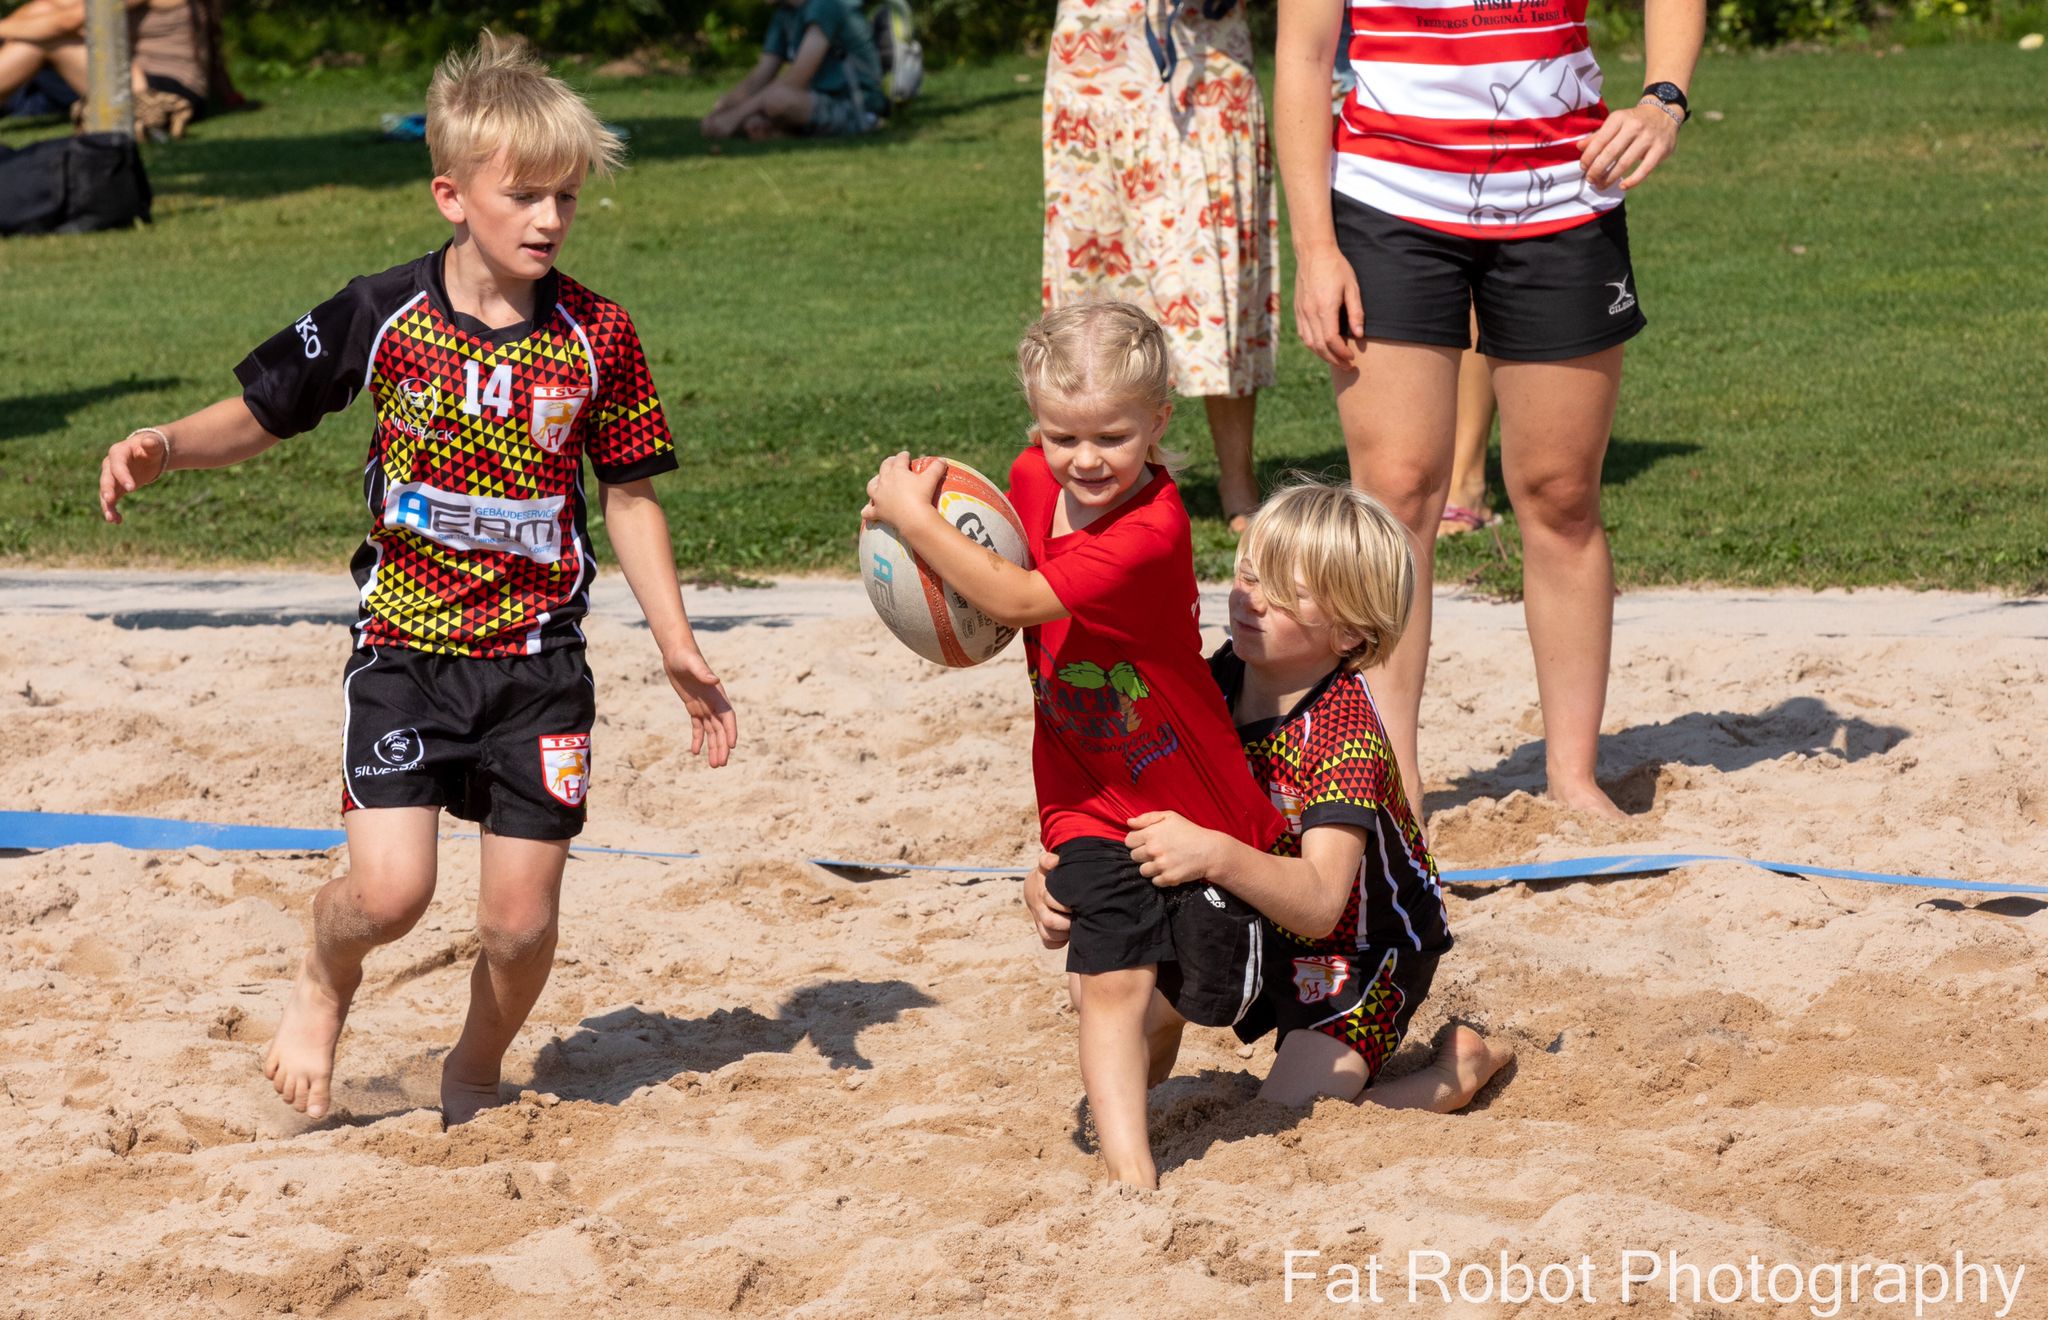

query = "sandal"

[
  {"left": 1225, "top": 509, "right": 1256, "bottom": 537},
  {"left": 1436, "top": 502, "right": 1500, "bottom": 539}
]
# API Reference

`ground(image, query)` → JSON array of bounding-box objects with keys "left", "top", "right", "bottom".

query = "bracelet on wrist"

[
  {"left": 130, "top": 426, "right": 172, "bottom": 475},
  {"left": 1641, "top": 98, "right": 1685, "bottom": 127},
  {"left": 1639, "top": 80, "right": 1690, "bottom": 125}
]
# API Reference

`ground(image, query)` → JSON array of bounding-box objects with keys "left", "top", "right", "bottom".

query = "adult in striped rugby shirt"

[{"left": 1275, "top": 0, "right": 1703, "bottom": 821}]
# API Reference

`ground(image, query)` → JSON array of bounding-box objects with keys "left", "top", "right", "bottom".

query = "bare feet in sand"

[
  {"left": 1437, "top": 1024, "right": 1515, "bottom": 1109},
  {"left": 263, "top": 953, "right": 358, "bottom": 1119},
  {"left": 1548, "top": 777, "right": 1627, "bottom": 822},
  {"left": 440, "top": 1049, "right": 508, "bottom": 1127},
  {"left": 1364, "top": 1023, "right": 1514, "bottom": 1112}
]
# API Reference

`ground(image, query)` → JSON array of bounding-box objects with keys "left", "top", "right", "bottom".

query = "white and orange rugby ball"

[{"left": 860, "top": 457, "right": 1031, "bottom": 668}]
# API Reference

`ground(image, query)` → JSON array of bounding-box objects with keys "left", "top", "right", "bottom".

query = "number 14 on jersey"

[{"left": 462, "top": 361, "right": 515, "bottom": 417}]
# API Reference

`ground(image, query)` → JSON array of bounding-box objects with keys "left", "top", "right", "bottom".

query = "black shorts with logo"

[
  {"left": 1047, "top": 836, "right": 1266, "bottom": 1029},
  {"left": 1332, "top": 192, "right": 1646, "bottom": 362},
  {"left": 1233, "top": 939, "right": 1441, "bottom": 1085},
  {"left": 340, "top": 645, "right": 595, "bottom": 840}
]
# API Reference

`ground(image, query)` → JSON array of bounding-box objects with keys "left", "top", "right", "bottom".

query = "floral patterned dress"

[{"left": 1042, "top": 0, "right": 1278, "bottom": 399}]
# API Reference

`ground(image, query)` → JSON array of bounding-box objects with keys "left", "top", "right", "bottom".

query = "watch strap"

[{"left": 1640, "top": 81, "right": 1690, "bottom": 121}]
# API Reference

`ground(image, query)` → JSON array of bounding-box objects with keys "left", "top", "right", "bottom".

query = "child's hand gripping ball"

[{"left": 860, "top": 456, "right": 1030, "bottom": 667}]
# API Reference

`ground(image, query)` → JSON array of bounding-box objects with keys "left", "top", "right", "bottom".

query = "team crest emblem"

[
  {"left": 396, "top": 377, "right": 440, "bottom": 418},
  {"left": 1292, "top": 956, "right": 1350, "bottom": 1004},
  {"left": 374, "top": 728, "right": 423, "bottom": 769},
  {"left": 531, "top": 385, "right": 588, "bottom": 454},
  {"left": 539, "top": 733, "right": 592, "bottom": 807}
]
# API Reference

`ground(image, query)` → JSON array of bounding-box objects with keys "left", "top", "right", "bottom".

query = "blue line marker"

[
  {"left": 808, "top": 857, "right": 1017, "bottom": 875},
  {"left": 4, "top": 813, "right": 2043, "bottom": 899},
  {"left": 1438, "top": 852, "right": 2048, "bottom": 898},
  {"left": 0, "top": 811, "right": 345, "bottom": 853}
]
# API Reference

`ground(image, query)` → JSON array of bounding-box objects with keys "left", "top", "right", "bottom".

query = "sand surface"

[{"left": 2, "top": 577, "right": 2045, "bottom": 1317}]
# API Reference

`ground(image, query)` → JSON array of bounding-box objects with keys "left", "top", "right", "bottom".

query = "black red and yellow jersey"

[
  {"left": 1210, "top": 645, "right": 1452, "bottom": 957},
  {"left": 235, "top": 246, "right": 676, "bottom": 657}
]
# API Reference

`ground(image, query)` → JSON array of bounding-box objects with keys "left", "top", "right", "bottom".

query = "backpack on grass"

[
  {"left": 0, "top": 132, "right": 152, "bottom": 238},
  {"left": 870, "top": 0, "right": 924, "bottom": 106}
]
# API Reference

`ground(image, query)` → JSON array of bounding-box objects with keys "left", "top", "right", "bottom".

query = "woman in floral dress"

[{"left": 1042, "top": 0, "right": 1278, "bottom": 531}]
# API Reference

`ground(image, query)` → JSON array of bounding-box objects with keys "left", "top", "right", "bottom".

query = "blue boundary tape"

[
  {"left": 1438, "top": 853, "right": 2048, "bottom": 898},
  {"left": 3, "top": 812, "right": 2043, "bottom": 898},
  {"left": 0, "top": 812, "right": 346, "bottom": 853}
]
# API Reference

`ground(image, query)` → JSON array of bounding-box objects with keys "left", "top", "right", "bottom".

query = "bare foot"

[
  {"left": 1547, "top": 777, "right": 1627, "bottom": 822},
  {"left": 1437, "top": 1025, "right": 1514, "bottom": 1110},
  {"left": 262, "top": 953, "right": 358, "bottom": 1119},
  {"left": 440, "top": 1050, "right": 508, "bottom": 1127}
]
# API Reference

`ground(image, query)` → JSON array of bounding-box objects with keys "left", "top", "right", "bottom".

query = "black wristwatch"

[{"left": 1640, "top": 81, "right": 1690, "bottom": 124}]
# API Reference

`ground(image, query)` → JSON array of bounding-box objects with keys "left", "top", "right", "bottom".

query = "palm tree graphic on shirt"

[{"left": 1057, "top": 660, "right": 1150, "bottom": 733}]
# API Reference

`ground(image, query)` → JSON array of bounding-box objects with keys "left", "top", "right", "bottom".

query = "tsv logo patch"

[
  {"left": 539, "top": 733, "right": 591, "bottom": 807},
  {"left": 1292, "top": 956, "right": 1351, "bottom": 1004}
]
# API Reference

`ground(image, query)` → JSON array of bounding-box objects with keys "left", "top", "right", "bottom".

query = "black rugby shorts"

[
  {"left": 1331, "top": 192, "right": 1647, "bottom": 362},
  {"left": 1047, "top": 836, "right": 1266, "bottom": 1029},
  {"left": 1234, "top": 939, "right": 1441, "bottom": 1085},
  {"left": 340, "top": 645, "right": 595, "bottom": 840}
]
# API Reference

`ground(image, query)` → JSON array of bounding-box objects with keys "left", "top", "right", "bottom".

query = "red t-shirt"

[{"left": 1007, "top": 446, "right": 1284, "bottom": 853}]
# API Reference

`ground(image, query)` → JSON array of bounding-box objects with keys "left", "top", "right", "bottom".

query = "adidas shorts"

[
  {"left": 1046, "top": 836, "right": 1266, "bottom": 1028},
  {"left": 1331, "top": 192, "right": 1647, "bottom": 363},
  {"left": 340, "top": 645, "right": 595, "bottom": 840},
  {"left": 1233, "top": 940, "right": 1441, "bottom": 1085}
]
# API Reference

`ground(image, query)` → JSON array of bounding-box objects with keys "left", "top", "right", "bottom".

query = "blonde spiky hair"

[{"left": 427, "top": 31, "right": 624, "bottom": 185}]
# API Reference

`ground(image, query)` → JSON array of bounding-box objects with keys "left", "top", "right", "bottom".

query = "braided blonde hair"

[{"left": 1017, "top": 302, "right": 1183, "bottom": 471}]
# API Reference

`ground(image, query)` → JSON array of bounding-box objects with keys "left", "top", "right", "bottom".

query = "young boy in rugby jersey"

[
  {"left": 96, "top": 33, "right": 738, "bottom": 1126},
  {"left": 1026, "top": 482, "right": 1510, "bottom": 1109}
]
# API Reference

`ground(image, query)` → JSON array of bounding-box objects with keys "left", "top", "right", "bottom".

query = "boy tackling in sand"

[
  {"left": 1027, "top": 482, "right": 1511, "bottom": 1110},
  {"left": 97, "top": 34, "right": 736, "bottom": 1124}
]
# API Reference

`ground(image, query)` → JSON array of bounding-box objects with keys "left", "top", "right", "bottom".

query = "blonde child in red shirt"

[{"left": 864, "top": 302, "right": 1283, "bottom": 1188}]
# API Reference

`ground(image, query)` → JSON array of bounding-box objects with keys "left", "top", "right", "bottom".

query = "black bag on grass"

[{"left": 0, "top": 132, "right": 152, "bottom": 237}]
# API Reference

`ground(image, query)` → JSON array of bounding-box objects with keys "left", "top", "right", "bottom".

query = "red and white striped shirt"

[{"left": 1332, "top": 0, "right": 1622, "bottom": 238}]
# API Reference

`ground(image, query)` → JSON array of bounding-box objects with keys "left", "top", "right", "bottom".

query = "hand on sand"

[{"left": 262, "top": 953, "right": 357, "bottom": 1119}]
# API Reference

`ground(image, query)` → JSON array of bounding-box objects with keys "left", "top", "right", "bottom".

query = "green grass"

[{"left": 3, "top": 45, "right": 2044, "bottom": 591}]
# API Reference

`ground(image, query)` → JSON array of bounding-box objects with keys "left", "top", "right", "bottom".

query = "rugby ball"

[{"left": 860, "top": 457, "right": 1030, "bottom": 668}]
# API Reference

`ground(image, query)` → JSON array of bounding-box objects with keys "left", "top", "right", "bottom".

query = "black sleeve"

[
  {"left": 1301, "top": 801, "right": 1380, "bottom": 833},
  {"left": 232, "top": 276, "right": 387, "bottom": 439}
]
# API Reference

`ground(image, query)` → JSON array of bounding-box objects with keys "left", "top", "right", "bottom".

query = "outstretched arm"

[
  {"left": 1126, "top": 812, "right": 1367, "bottom": 940},
  {"left": 98, "top": 396, "right": 280, "bottom": 524},
  {"left": 599, "top": 478, "right": 739, "bottom": 768},
  {"left": 863, "top": 452, "right": 1068, "bottom": 629}
]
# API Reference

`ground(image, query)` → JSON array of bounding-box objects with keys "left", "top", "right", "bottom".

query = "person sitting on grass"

[
  {"left": 700, "top": 0, "right": 884, "bottom": 142},
  {"left": 0, "top": 0, "right": 208, "bottom": 137},
  {"left": 1026, "top": 481, "right": 1512, "bottom": 1110},
  {"left": 95, "top": 32, "right": 738, "bottom": 1126}
]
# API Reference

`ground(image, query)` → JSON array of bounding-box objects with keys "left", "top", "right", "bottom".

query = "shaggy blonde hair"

[
  {"left": 1239, "top": 480, "right": 1415, "bottom": 671},
  {"left": 1017, "top": 302, "right": 1183, "bottom": 471},
  {"left": 427, "top": 31, "right": 624, "bottom": 185}
]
